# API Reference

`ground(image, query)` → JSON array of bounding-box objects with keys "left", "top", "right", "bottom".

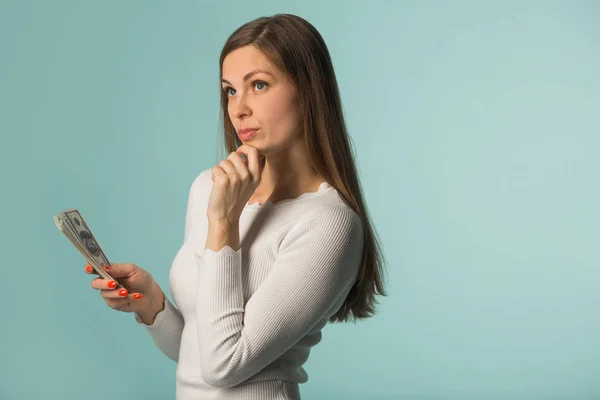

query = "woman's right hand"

[{"left": 84, "top": 263, "right": 164, "bottom": 317}]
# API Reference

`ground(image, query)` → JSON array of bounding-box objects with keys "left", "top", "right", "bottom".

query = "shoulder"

[
  {"left": 306, "top": 203, "right": 362, "bottom": 228},
  {"left": 277, "top": 203, "right": 364, "bottom": 283},
  {"left": 287, "top": 203, "right": 363, "bottom": 246}
]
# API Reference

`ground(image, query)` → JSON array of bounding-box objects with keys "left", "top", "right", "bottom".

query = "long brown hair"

[{"left": 217, "top": 13, "right": 388, "bottom": 323}]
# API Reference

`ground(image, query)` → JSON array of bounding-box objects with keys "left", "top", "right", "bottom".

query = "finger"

[
  {"left": 91, "top": 277, "right": 119, "bottom": 290},
  {"left": 105, "top": 296, "right": 138, "bottom": 311},
  {"left": 100, "top": 287, "right": 131, "bottom": 299},
  {"left": 100, "top": 263, "right": 137, "bottom": 279},
  {"left": 227, "top": 152, "right": 251, "bottom": 179},
  {"left": 229, "top": 149, "right": 248, "bottom": 166},
  {"left": 211, "top": 166, "right": 228, "bottom": 184},
  {"left": 236, "top": 146, "right": 262, "bottom": 181},
  {"left": 84, "top": 264, "right": 99, "bottom": 275},
  {"left": 218, "top": 159, "right": 236, "bottom": 176},
  {"left": 227, "top": 151, "right": 246, "bottom": 167},
  {"left": 104, "top": 292, "right": 143, "bottom": 306}
]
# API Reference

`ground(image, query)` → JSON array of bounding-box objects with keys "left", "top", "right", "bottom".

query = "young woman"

[{"left": 86, "top": 13, "right": 387, "bottom": 400}]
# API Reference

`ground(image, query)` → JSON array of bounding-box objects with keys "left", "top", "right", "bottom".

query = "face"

[{"left": 221, "top": 46, "right": 302, "bottom": 155}]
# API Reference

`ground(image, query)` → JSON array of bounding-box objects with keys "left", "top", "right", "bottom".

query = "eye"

[
  {"left": 224, "top": 86, "right": 236, "bottom": 96},
  {"left": 254, "top": 81, "right": 268, "bottom": 91},
  {"left": 223, "top": 81, "right": 269, "bottom": 97}
]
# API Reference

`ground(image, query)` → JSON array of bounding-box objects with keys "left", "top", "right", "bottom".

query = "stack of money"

[{"left": 54, "top": 209, "right": 125, "bottom": 289}]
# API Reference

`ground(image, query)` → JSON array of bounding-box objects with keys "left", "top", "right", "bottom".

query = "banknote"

[{"left": 54, "top": 209, "right": 125, "bottom": 289}]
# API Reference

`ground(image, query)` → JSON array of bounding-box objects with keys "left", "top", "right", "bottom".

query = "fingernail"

[
  {"left": 102, "top": 265, "right": 110, "bottom": 270},
  {"left": 119, "top": 289, "right": 128, "bottom": 296},
  {"left": 108, "top": 280, "right": 117, "bottom": 289},
  {"left": 134, "top": 294, "right": 142, "bottom": 300},
  {"left": 85, "top": 265, "right": 93, "bottom": 273}
]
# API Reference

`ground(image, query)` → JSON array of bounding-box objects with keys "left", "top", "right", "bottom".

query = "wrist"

[
  {"left": 150, "top": 283, "right": 165, "bottom": 313},
  {"left": 207, "top": 216, "right": 239, "bottom": 229},
  {"left": 206, "top": 220, "right": 240, "bottom": 252},
  {"left": 139, "top": 283, "right": 165, "bottom": 325}
]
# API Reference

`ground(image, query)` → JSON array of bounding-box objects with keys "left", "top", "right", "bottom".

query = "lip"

[
  {"left": 238, "top": 127, "right": 259, "bottom": 134},
  {"left": 238, "top": 128, "right": 259, "bottom": 140}
]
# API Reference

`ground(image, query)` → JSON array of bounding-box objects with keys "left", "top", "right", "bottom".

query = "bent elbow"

[
  {"left": 200, "top": 368, "right": 240, "bottom": 389},
  {"left": 199, "top": 355, "right": 244, "bottom": 389}
]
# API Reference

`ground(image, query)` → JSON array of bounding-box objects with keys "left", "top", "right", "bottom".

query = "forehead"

[{"left": 222, "top": 46, "right": 278, "bottom": 78}]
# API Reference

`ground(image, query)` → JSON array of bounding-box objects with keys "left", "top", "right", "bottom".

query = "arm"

[
  {"left": 133, "top": 291, "right": 183, "bottom": 362},
  {"left": 132, "top": 172, "right": 206, "bottom": 361},
  {"left": 195, "top": 204, "right": 364, "bottom": 388}
]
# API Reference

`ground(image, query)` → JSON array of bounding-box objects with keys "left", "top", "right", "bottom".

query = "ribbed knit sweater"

[{"left": 134, "top": 168, "right": 364, "bottom": 399}]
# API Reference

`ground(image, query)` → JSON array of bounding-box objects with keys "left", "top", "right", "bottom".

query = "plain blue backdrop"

[{"left": 1, "top": 1, "right": 599, "bottom": 399}]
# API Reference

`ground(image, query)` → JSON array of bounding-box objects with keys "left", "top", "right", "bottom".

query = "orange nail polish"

[
  {"left": 102, "top": 265, "right": 110, "bottom": 270},
  {"left": 119, "top": 289, "right": 128, "bottom": 296},
  {"left": 85, "top": 265, "right": 93, "bottom": 273},
  {"left": 134, "top": 294, "right": 142, "bottom": 300},
  {"left": 108, "top": 281, "right": 117, "bottom": 289}
]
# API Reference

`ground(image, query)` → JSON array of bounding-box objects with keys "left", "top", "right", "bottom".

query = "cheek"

[{"left": 267, "top": 98, "right": 300, "bottom": 132}]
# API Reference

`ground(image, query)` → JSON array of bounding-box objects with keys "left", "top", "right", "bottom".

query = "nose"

[{"left": 231, "top": 92, "right": 252, "bottom": 119}]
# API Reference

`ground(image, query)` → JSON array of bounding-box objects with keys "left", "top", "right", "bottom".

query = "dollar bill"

[{"left": 54, "top": 209, "right": 125, "bottom": 289}]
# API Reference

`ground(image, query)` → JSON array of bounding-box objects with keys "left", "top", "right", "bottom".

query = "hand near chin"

[{"left": 207, "top": 145, "right": 266, "bottom": 224}]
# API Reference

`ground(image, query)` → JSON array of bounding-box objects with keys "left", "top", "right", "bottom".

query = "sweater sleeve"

[
  {"left": 132, "top": 173, "right": 203, "bottom": 361},
  {"left": 133, "top": 296, "right": 184, "bottom": 362},
  {"left": 194, "top": 203, "right": 364, "bottom": 388}
]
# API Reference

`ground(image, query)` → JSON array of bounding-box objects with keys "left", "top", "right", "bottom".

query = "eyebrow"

[{"left": 221, "top": 69, "right": 273, "bottom": 85}]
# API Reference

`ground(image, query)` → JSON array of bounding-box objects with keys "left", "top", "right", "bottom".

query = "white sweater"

[{"left": 134, "top": 168, "right": 364, "bottom": 399}]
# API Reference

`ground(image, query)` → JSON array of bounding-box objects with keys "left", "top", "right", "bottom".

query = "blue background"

[{"left": 1, "top": 1, "right": 599, "bottom": 399}]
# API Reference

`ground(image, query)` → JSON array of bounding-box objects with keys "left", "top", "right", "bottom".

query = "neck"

[{"left": 250, "top": 144, "right": 322, "bottom": 205}]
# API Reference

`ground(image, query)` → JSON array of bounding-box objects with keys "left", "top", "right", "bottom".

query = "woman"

[{"left": 85, "top": 13, "right": 387, "bottom": 399}]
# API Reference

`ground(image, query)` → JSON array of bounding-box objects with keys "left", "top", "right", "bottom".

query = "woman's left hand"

[{"left": 207, "top": 145, "right": 265, "bottom": 224}]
